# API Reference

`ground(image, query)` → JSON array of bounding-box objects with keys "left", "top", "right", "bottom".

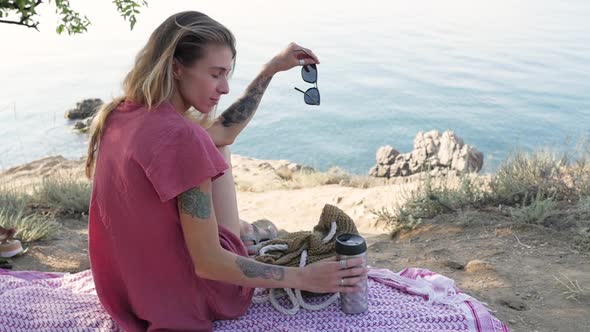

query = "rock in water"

[
  {"left": 369, "top": 130, "right": 484, "bottom": 178},
  {"left": 65, "top": 98, "right": 103, "bottom": 120}
]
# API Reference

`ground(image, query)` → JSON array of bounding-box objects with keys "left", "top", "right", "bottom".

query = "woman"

[{"left": 86, "top": 11, "right": 367, "bottom": 332}]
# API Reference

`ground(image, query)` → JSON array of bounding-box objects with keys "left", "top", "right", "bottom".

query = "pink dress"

[{"left": 88, "top": 101, "right": 253, "bottom": 332}]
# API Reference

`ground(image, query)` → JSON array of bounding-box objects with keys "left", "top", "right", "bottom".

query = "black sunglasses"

[{"left": 294, "top": 64, "right": 320, "bottom": 105}]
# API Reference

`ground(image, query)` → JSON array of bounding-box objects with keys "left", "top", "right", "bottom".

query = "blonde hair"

[{"left": 86, "top": 11, "right": 236, "bottom": 178}]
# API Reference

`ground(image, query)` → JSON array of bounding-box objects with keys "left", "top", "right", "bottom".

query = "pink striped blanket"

[{"left": 0, "top": 267, "right": 509, "bottom": 332}]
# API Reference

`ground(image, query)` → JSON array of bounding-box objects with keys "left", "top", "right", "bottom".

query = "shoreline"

[
  {"left": 0, "top": 127, "right": 489, "bottom": 177},
  {"left": 0, "top": 154, "right": 473, "bottom": 235}
]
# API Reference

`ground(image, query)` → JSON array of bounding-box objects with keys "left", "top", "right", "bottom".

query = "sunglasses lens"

[
  {"left": 301, "top": 64, "right": 317, "bottom": 83},
  {"left": 304, "top": 88, "right": 320, "bottom": 105}
]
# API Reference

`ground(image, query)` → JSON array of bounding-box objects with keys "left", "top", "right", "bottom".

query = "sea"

[{"left": 1, "top": 0, "right": 589, "bottom": 174}]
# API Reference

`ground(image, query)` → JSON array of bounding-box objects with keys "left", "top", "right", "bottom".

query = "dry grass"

[
  {"left": 377, "top": 143, "right": 590, "bottom": 250},
  {"left": 0, "top": 175, "right": 90, "bottom": 242},
  {"left": 237, "top": 166, "right": 387, "bottom": 192},
  {"left": 2, "top": 141, "right": 589, "bottom": 247},
  {"left": 574, "top": 195, "right": 590, "bottom": 230},
  {"left": 0, "top": 209, "right": 58, "bottom": 242},
  {"left": 491, "top": 150, "right": 570, "bottom": 204},
  {"left": 0, "top": 186, "right": 27, "bottom": 218},
  {"left": 288, "top": 167, "right": 348, "bottom": 188},
  {"left": 509, "top": 192, "right": 557, "bottom": 225},
  {"left": 285, "top": 167, "right": 387, "bottom": 189},
  {"left": 575, "top": 233, "right": 590, "bottom": 252},
  {"left": 235, "top": 180, "right": 281, "bottom": 193},
  {"left": 32, "top": 175, "right": 91, "bottom": 215},
  {"left": 0, "top": 186, "right": 56, "bottom": 242},
  {"left": 370, "top": 206, "right": 422, "bottom": 237},
  {"left": 570, "top": 138, "right": 590, "bottom": 196},
  {"left": 574, "top": 197, "right": 590, "bottom": 251},
  {"left": 491, "top": 146, "right": 590, "bottom": 205},
  {"left": 553, "top": 273, "right": 587, "bottom": 303},
  {"left": 370, "top": 172, "right": 490, "bottom": 233}
]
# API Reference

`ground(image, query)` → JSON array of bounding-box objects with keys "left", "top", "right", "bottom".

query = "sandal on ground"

[
  {"left": 0, "top": 226, "right": 24, "bottom": 258},
  {"left": 0, "top": 258, "right": 12, "bottom": 270},
  {"left": 240, "top": 219, "right": 279, "bottom": 256}
]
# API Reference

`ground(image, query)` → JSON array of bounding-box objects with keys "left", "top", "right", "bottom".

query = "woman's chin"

[{"left": 194, "top": 105, "right": 215, "bottom": 114}]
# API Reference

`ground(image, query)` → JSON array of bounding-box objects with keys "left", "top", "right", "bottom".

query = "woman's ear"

[{"left": 172, "top": 58, "right": 182, "bottom": 80}]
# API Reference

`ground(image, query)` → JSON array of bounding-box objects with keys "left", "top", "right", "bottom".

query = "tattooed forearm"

[
  {"left": 235, "top": 256, "right": 285, "bottom": 281},
  {"left": 221, "top": 75, "right": 272, "bottom": 127},
  {"left": 178, "top": 187, "right": 211, "bottom": 219}
]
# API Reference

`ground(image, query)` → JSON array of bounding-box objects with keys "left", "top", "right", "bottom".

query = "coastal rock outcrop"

[
  {"left": 66, "top": 98, "right": 103, "bottom": 133},
  {"left": 65, "top": 98, "right": 103, "bottom": 120},
  {"left": 369, "top": 130, "right": 484, "bottom": 178}
]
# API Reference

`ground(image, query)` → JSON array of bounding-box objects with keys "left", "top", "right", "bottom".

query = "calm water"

[{"left": 1, "top": 0, "right": 589, "bottom": 174}]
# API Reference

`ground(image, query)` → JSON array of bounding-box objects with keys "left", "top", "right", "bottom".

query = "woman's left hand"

[{"left": 264, "top": 42, "right": 320, "bottom": 75}]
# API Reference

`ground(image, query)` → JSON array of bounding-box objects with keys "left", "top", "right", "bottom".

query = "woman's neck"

[{"left": 170, "top": 89, "right": 190, "bottom": 115}]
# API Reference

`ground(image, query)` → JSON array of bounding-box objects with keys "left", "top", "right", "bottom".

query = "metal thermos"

[{"left": 335, "top": 233, "right": 368, "bottom": 314}]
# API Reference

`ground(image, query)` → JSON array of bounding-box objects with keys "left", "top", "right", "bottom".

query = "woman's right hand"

[
  {"left": 263, "top": 42, "right": 320, "bottom": 76},
  {"left": 299, "top": 256, "right": 368, "bottom": 294}
]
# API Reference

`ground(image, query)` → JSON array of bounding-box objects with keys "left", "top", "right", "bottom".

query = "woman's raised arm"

[{"left": 207, "top": 42, "right": 320, "bottom": 146}]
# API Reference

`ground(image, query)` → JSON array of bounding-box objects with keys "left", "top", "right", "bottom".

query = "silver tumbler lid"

[{"left": 335, "top": 233, "right": 366, "bottom": 256}]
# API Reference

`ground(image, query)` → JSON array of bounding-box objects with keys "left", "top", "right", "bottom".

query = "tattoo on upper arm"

[
  {"left": 178, "top": 187, "right": 211, "bottom": 219},
  {"left": 235, "top": 256, "right": 285, "bottom": 281},
  {"left": 221, "top": 76, "right": 272, "bottom": 127}
]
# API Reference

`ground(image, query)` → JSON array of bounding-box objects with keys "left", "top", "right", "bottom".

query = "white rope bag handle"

[{"left": 253, "top": 221, "right": 340, "bottom": 315}]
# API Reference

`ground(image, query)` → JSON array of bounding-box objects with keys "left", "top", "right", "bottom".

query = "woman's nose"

[{"left": 218, "top": 78, "right": 230, "bottom": 95}]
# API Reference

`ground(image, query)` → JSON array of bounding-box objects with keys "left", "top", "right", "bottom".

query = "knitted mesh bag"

[{"left": 255, "top": 204, "right": 359, "bottom": 267}]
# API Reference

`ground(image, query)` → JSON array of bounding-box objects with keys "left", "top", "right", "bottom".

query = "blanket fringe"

[{"left": 368, "top": 268, "right": 488, "bottom": 308}]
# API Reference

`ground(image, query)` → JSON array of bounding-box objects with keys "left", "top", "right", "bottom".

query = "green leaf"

[{"left": 0, "top": 0, "right": 147, "bottom": 33}]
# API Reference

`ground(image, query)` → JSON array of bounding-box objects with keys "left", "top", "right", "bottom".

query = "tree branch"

[
  {"left": 0, "top": 18, "right": 39, "bottom": 30},
  {"left": 0, "top": 0, "right": 146, "bottom": 33}
]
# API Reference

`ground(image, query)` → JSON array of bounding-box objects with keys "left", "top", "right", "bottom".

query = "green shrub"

[
  {"left": 575, "top": 196, "right": 590, "bottom": 220},
  {"left": 32, "top": 175, "right": 91, "bottom": 214},
  {"left": 570, "top": 138, "right": 590, "bottom": 197},
  {"left": 0, "top": 187, "right": 28, "bottom": 218},
  {"left": 401, "top": 173, "right": 489, "bottom": 217},
  {"left": 573, "top": 196, "right": 590, "bottom": 252},
  {"left": 0, "top": 186, "right": 57, "bottom": 242},
  {"left": 0, "top": 209, "right": 58, "bottom": 242},
  {"left": 370, "top": 206, "right": 422, "bottom": 237},
  {"left": 490, "top": 150, "right": 572, "bottom": 205},
  {"left": 370, "top": 173, "right": 489, "bottom": 236},
  {"left": 575, "top": 232, "right": 590, "bottom": 253},
  {"left": 568, "top": 162, "right": 590, "bottom": 198},
  {"left": 509, "top": 191, "right": 557, "bottom": 224}
]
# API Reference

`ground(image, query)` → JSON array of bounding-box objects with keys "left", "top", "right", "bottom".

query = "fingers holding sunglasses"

[
  {"left": 292, "top": 44, "right": 320, "bottom": 65},
  {"left": 297, "top": 56, "right": 315, "bottom": 67},
  {"left": 264, "top": 42, "right": 320, "bottom": 75}
]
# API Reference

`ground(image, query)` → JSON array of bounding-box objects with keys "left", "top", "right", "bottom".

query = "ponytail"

[{"left": 85, "top": 97, "right": 125, "bottom": 178}]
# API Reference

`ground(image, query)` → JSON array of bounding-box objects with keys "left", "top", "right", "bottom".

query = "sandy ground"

[{"left": 1, "top": 155, "right": 589, "bottom": 332}]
